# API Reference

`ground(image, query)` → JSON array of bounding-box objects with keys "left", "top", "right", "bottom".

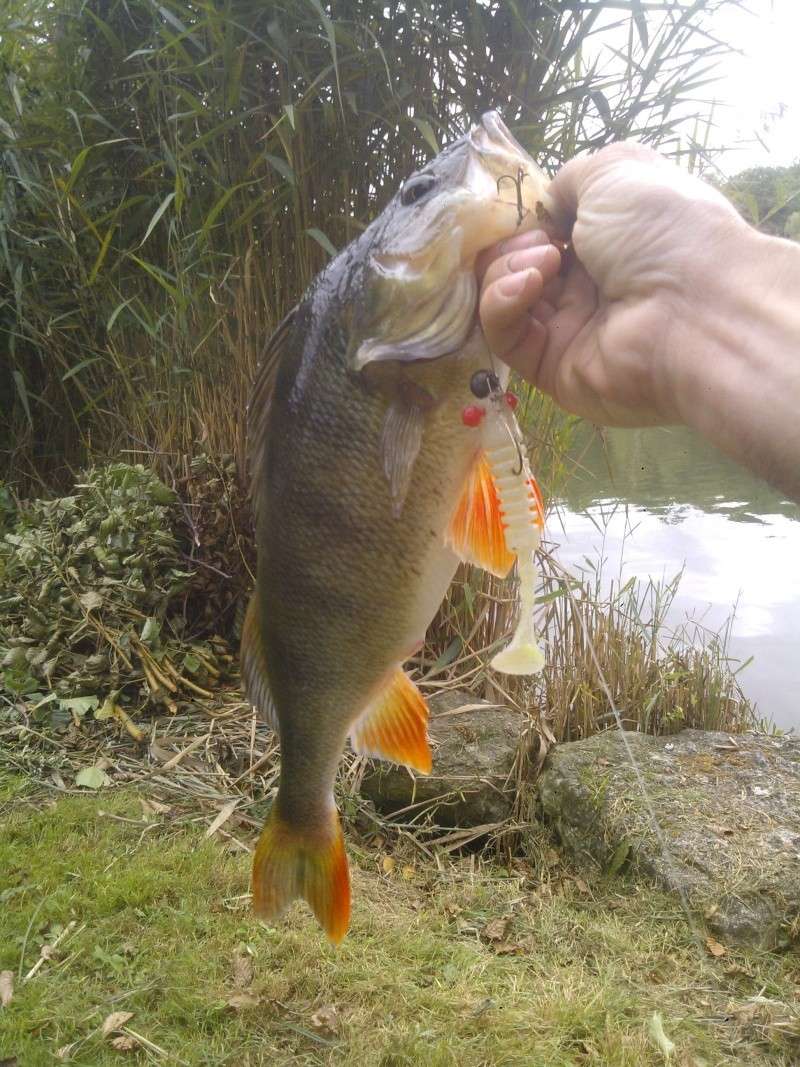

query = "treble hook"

[{"left": 496, "top": 166, "right": 529, "bottom": 226}]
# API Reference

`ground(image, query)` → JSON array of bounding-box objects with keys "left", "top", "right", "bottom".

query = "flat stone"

[
  {"left": 537, "top": 729, "right": 800, "bottom": 948},
  {"left": 359, "top": 689, "right": 526, "bottom": 828}
]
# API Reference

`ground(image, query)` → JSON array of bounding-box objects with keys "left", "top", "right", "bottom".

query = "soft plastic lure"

[{"left": 456, "top": 372, "right": 546, "bottom": 675}]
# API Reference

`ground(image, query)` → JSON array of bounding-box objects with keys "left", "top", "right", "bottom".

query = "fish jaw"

[
  {"left": 350, "top": 112, "right": 556, "bottom": 372},
  {"left": 466, "top": 110, "right": 568, "bottom": 237}
]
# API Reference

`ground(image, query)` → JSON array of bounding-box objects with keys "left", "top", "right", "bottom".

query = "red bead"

[
  {"left": 504, "top": 391, "right": 518, "bottom": 409},
  {"left": 461, "top": 405, "right": 485, "bottom": 427}
]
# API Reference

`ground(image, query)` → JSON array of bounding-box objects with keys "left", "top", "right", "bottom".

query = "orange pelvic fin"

[
  {"left": 251, "top": 803, "right": 350, "bottom": 944},
  {"left": 240, "top": 594, "right": 278, "bottom": 731},
  {"left": 351, "top": 668, "right": 432, "bottom": 774},
  {"left": 446, "top": 451, "right": 516, "bottom": 578}
]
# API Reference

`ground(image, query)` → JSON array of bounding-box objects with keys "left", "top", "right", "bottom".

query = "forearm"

[{"left": 672, "top": 229, "right": 800, "bottom": 502}]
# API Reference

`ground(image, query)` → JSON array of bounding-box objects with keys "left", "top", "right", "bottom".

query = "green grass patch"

[{"left": 1, "top": 776, "right": 798, "bottom": 1066}]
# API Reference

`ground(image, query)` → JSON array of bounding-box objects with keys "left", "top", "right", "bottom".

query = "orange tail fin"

[{"left": 251, "top": 804, "right": 350, "bottom": 944}]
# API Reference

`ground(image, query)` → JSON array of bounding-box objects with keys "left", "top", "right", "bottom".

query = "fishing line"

[{"left": 552, "top": 557, "right": 706, "bottom": 948}]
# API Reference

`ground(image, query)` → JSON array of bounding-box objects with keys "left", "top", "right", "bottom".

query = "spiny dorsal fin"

[
  {"left": 446, "top": 450, "right": 516, "bottom": 579},
  {"left": 247, "top": 306, "right": 298, "bottom": 524},
  {"left": 240, "top": 594, "right": 278, "bottom": 732},
  {"left": 350, "top": 668, "right": 431, "bottom": 774}
]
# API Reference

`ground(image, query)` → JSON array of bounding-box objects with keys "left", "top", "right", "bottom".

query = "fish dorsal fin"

[
  {"left": 350, "top": 668, "right": 431, "bottom": 774},
  {"left": 240, "top": 594, "right": 279, "bottom": 732},
  {"left": 446, "top": 450, "right": 517, "bottom": 579},
  {"left": 247, "top": 306, "right": 298, "bottom": 523}
]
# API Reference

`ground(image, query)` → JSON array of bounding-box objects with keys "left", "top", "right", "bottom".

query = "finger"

[
  {"left": 533, "top": 260, "right": 598, "bottom": 399},
  {"left": 495, "top": 256, "right": 597, "bottom": 397},
  {"left": 479, "top": 267, "right": 548, "bottom": 359},
  {"left": 534, "top": 298, "right": 556, "bottom": 324},
  {"left": 476, "top": 228, "right": 552, "bottom": 283},
  {"left": 480, "top": 241, "right": 561, "bottom": 294}
]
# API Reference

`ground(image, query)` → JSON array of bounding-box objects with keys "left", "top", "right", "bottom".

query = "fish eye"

[{"left": 400, "top": 173, "right": 437, "bottom": 206}]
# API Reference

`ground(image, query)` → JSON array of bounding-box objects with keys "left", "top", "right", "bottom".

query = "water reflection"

[{"left": 554, "top": 424, "right": 800, "bottom": 730}]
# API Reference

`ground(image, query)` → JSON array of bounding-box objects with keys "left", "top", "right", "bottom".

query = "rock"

[
  {"left": 538, "top": 729, "right": 800, "bottom": 948},
  {"left": 359, "top": 690, "right": 528, "bottom": 828}
]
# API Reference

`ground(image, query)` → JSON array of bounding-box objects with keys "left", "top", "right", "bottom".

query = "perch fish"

[{"left": 242, "top": 112, "right": 554, "bottom": 942}]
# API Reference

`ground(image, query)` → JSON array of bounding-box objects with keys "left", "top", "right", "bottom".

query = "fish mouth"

[
  {"left": 469, "top": 111, "right": 532, "bottom": 166},
  {"left": 466, "top": 111, "right": 545, "bottom": 220}
]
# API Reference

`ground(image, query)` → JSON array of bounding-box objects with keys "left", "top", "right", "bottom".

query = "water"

[{"left": 554, "top": 424, "right": 800, "bottom": 731}]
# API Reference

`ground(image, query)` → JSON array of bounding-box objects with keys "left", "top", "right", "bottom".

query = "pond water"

[{"left": 553, "top": 424, "right": 800, "bottom": 731}]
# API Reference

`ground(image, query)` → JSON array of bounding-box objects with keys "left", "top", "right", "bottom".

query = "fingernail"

[
  {"left": 499, "top": 269, "right": 534, "bottom": 298},
  {"left": 508, "top": 245, "right": 551, "bottom": 272}
]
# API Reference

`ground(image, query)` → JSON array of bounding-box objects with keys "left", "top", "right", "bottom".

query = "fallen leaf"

[
  {"left": 226, "top": 992, "right": 260, "bottom": 1011},
  {"left": 705, "top": 937, "right": 727, "bottom": 958},
  {"left": 310, "top": 1004, "right": 339, "bottom": 1034},
  {"left": 401, "top": 865, "right": 415, "bottom": 881},
  {"left": 75, "top": 765, "right": 111, "bottom": 790},
  {"left": 483, "top": 917, "right": 509, "bottom": 942},
  {"left": 493, "top": 941, "right": 523, "bottom": 956},
  {"left": 381, "top": 856, "right": 395, "bottom": 875},
  {"left": 0, "top": 970, "right": 13, "bottom": 1007},
  {"left": 79, "top": 590, "right": 103, "bottom": 612},
  {"left": 232, "top": 944, "right": 254, "bottom": 989},
  {"left": 572, "top": 877, "right": 590, "bottom": 895},
  {"left": 140, "top": 798, "right": 171, "bottom": 818},
  {"left": 110, "top": 1036, "right": 138, "bottom": 1052},
  {"left": 727, "top": 999, "right": 761, "bottom": 1025},
  {"left": 101, "top": 1011, "right": 134, "bottom": 1038},
  {"left": 205, "top": 799, "right": 239, "bottom": 839},
  {"left": 648, "top": 1011, "right": 676, "bottom": 1061},
  {"left": 723, "top": 962, "right": 749, "bottom": 976}
]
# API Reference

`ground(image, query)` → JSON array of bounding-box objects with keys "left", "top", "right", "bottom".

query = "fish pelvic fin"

[
  {"left": 240, "top": 594, "right": 278, "bottom": 732},
  {"left": 252, "top": 802, "right": 351, "bottom": 945},
  {"left": 446, "top": 450, "right": 516, "bottom": 578},
  {"left": 351, "top": 668, "right": 432, "bottom": 774}
]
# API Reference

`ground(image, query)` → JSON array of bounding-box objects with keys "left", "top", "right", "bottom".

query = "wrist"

[{"left": 671, "top": 226, "right": 800, "bottom": 496}]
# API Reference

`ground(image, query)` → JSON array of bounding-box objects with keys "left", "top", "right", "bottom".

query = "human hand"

[{"left": 478, "top": 143, "right": 751, "bottom": 427}]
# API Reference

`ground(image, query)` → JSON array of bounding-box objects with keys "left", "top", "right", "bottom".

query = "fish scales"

[{"left": 242, "top": 111, "right": 555, "bottom": 941}]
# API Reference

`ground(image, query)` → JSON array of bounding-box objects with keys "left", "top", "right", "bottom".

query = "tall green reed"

[{"left": 1, "top": 0, "right": 734, "bottom": 487}]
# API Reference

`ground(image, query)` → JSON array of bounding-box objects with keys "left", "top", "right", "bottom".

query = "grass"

[{"left": 2, "top": 774, "right": 799, "bottom": 1066}]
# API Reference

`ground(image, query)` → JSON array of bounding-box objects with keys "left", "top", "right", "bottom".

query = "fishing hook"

[{"left": 496, "top": 167, "right": 530, "bottom": 227}]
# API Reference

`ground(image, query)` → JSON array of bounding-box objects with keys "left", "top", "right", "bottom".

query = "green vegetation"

[
  {"left": 2, "top": 777, "right": 799, "bottom": 1066},
  {"left": 1, "top": 0, "right": 731, "bottom": 489},
  {"left": 723, "top": 163, "right": 800, "bottom": 240}
]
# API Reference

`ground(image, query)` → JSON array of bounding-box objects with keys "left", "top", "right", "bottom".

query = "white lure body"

[{"left": 480, "top": 398, "right": 545, "bottom": 675}]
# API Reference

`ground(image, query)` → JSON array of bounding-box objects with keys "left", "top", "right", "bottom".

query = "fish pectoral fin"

[
  {"left": 240, "top": 594, "right": 279, "bottom": 732},
  {"left": 252, "top": 802, "right": 350, "bottom": 944},
  {"left": 446, "top": 450, "right": 516, "bottom": 578},
  {"left": 351, "top": 668, "right": 432, "bottom": 774},
  {"left": 381, "top": 399, "right": 424, "bottom": 517}
]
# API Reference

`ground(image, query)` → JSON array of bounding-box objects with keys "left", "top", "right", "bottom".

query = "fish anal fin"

[
  {"left": 351, "top": 668, "right": 431, "bottom": 774},
  {"left": 252, "top": 803, "right": 350, "bottom": 944},
  {"left": 240, "top": 594, "right": 279, "bottom": 732},
  {"left": 446, "top": 451, "right": 516, "bottom": 578}
]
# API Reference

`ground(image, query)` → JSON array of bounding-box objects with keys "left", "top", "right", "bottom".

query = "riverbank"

[{"left": 2, "top": 772, "right": 799, "bottom": 1066}]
